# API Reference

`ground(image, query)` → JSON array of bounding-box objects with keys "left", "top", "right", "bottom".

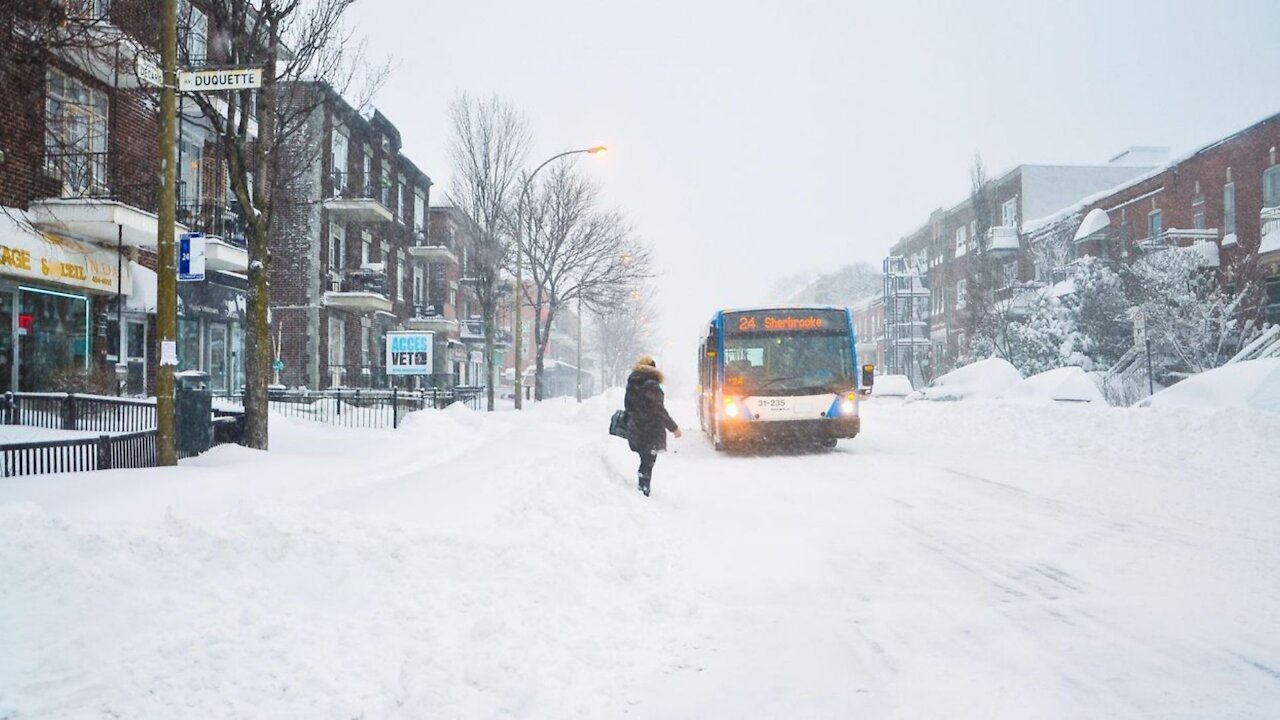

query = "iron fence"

[
  {"left": 1, "top": 430, "right": 158, "bottom": 478},
  {"left": 215, "top": 386, "right": 484, "bottom": 428},
  {"left": 2, "top": 392, "right": 157, "bottom": 433}
]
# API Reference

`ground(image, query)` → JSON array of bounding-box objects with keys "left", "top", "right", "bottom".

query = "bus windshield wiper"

[{"left": 753, "top": 375, "right": 801, "bottom": 392}]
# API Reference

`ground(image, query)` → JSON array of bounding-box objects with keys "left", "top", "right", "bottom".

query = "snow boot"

[{"left": 639, "top": 475, "right": 651, "bottom": 497}]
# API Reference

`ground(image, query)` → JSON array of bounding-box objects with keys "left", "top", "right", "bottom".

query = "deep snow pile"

[
  {"left": 911, "top": 358, "right": 1022, "bottom": 401},
  {"left": 0, "top": 401, "right": 701, "bottom": 719},
  {"left": 1001, "top": 366, "right": 1106, "bottom": 403},
  {"left": 871, "top": 374, "right": 914, "bottom": 397},
  {"left": 1144, "top": 357, "right": 1280, "bottom": 413}
]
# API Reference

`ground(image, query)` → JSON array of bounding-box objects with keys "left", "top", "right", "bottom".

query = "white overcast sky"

[{"left": 348, "top": 0, "right": 1280, "bottom": 381}]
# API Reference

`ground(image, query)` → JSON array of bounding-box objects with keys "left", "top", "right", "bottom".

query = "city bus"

[{"left": 697, "top": 306, "right": 870, "bottom": 450}]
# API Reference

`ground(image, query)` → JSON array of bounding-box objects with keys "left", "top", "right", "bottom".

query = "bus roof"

[{"left": 710, "top": 305, "right": 849, "bottom": 321}]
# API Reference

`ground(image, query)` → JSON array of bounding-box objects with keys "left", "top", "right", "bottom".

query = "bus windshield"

[{"left": 723, "top": 333, "right": 854, "bottom": 395}]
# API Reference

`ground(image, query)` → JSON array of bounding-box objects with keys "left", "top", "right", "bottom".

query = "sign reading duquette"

[
  {"left": 178, "top": 68, "right": 263, "bottom": 92},
  {"left": 386, "top": 331, "right": 434, "bottom": 376}
]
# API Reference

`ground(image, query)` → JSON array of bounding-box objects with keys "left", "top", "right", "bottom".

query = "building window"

[
  {"left": 954, "top": 225, "right": 968, "bottom": 255},
  {"left": 330, "top": 224, "right": 345, "bottom": 272},
  {"left": 361, "top": 232, "right": 372, "bottom": 266},
  {"left": 1147, "top": 209, "right": 1162, "bottom": 241},
  {"left": 1224, "top": 182, "right": 1236, "bottom": 234},
  {"left": 1192, "top": 196, "right": 1206, "bottom": 230},
  {"left": 1001, "top": 198, "right": 1018, "bottom": 229},
  {"left": 413, "top": 266, "right": 425, "bottom": 306},
  {"left": 331, "top": 127, "right": 348, "bottom": 196},
  {"left": 414, "top": 189, "right": 426, "bottom": 235},
  {"left": 46, "top": 68, "right": 109, "bottom": 195},
  {"left": 397, "top": 253, "right": 406, "bottom": 301},
  {"left": 327, "top": 317, "right": 344, "bottom": 367},
  {"left": 1264, "top": 166, "right": 1280, "bottom": 209},
  {"left": 1002, "top": 261, "right": 1017, "bottom": 288},
  {"left": 398, "top": 173, "right": 409, "bottom": 221},
  {"left": 956, "top": 279, "right": 968, "bottom": 309},
  {"left": 178, "top": 0, "right": 208, "bottom": 65},
  {"left": 65, "top": 0, "right": 110, "bottom": 19},
  {"left": 362, "top": 145, "right": 373, "bottom": 195}
]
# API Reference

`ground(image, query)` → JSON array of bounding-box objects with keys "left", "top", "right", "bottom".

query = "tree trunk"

[
  {"left": 484, "top": 306, "right": 496, "bottom": 411},
  {"left": 242, "top": 25, "right": 279, "bottom": 450}
]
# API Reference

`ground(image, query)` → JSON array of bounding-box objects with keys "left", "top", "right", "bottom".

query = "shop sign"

[
  {"left": 0, "top": 232, "right": 128, "bottom": 294},
  {"left": 386, "top": 331, "right": 433, "bottom": 376}
]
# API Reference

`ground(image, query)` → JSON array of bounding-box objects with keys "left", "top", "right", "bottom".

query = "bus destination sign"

[{"left": 724, "top": 309, "right": 848, "bottom": 335}]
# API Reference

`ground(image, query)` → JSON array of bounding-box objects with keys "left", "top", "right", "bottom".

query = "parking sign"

[{"left": 178, "top": 232, "right": 206, "bottom": 281}]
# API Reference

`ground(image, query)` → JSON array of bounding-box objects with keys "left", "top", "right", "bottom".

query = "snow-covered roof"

[{"left": 1073, "top": 208, "right": 1110, "bottom": 241}]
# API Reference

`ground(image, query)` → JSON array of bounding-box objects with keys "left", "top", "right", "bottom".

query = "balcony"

[
  {"left": 28, "top": 150, "right": 186, "bottom": 247},
  {"left": 1137, "top": 228, "right": 1221, "bottom": 267},
  {"left": 405, "top": 305, "right": 460, "bottom": 334},
  {"left": 323, "top": 171, "right": 393, "bottom": 224},
  {"left": 177, "top": 199, "right": 249, "bottom": 272},
  {"left": 408, "top": 229, "right": 458, "bottom": 264},
  {"left": 1261, "top": 207, "right": 1280, "bottom": 257},
  {"left": 987, "top": 225, "right": 1020, "bottom": 252},
  {"left": 460, "top": 319, "right": 512, "bottom": 347},
  {"left": 323, "top": 267, "right": 392, "bottom": 313}
]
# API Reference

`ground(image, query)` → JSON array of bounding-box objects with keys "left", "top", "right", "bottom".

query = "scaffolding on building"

[{"left": 881, "top": 255, "right": 932, "bottom": 388}]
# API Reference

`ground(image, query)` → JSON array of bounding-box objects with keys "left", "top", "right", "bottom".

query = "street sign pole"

[{"left": 156, "top": 0, "right": 178, "bottom": 465}]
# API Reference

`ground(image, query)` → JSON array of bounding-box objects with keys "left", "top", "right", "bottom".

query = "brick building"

[
  {"left": 1023, "top": 112, "right": 1280, "bottom": 327},
  {"left": 885, "top": 159, "right": 1159, "bottom": 375},
  {"left": 269, "top": 84, "right": 459, "bottom": 390},
  {"left": 1, "top": 0, "right": 247, "bottom": 395}
]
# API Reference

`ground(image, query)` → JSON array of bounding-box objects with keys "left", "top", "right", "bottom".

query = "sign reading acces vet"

[{"left": 386, "top": 332, "right": 433, "bottom": 376}]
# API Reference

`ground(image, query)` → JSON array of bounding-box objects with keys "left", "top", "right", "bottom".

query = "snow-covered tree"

[
  {"left": 1127, "top": 247, "right": 1258, "bottom": 381},
  {"left": 1005, "top": 292, "right": 1088, "bottom": 375},
  {"left": 1073, "top": 257, "right": 1131, "bottom": 369}
]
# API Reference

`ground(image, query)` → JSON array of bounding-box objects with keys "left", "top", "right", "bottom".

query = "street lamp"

[{"left": 513, "top": 145, "right": 607, "bottom": 410}]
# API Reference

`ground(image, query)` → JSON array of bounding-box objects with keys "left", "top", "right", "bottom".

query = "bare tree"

[
  {"left": 957, "top": 154, "right": 1005, "bottom": 362},
  {"left": 592, "top": 285, "right": 656, "bottom": 389},
  {"left": 179, "top": 0, "right": 384, "bottom": 448},
  {"left": 518, "top": 162, "right": 651, "bottom": 400},
  {"left": 445, "top": 93, "right": 531, "bottom": 411}
]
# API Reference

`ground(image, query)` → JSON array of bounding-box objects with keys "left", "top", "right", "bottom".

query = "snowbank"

[
  {"left": 872, "top": 374, "right": 914, "bottom": 397},
  {"left": 911, "top": 358, "right": 1022, "bottom": 401},
  {"left": 1001, "top": 366, "right": 1106, "bottom": 404},
  {"left": 1143, "top": 358, "right": 1280, "bottom": 414}
]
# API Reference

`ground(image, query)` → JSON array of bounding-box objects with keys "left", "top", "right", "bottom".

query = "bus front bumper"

[{"left": 720, "top": 416, "right": 861, "bottom": 443}]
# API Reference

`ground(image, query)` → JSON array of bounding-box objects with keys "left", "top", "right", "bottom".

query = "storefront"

[
  {"left": 1, "top": 211, "right": 130, "bottom": 393},
  {"left": 177, "top": 272, "right": 247, "bottom": 393}
]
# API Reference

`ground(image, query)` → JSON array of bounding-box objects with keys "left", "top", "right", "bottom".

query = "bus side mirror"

[
  {"left": 860, "top": 364, "right": 875, "bottom": 395},
  {"left": 706, "top": 327, "right": 719, "bottom": 357}
]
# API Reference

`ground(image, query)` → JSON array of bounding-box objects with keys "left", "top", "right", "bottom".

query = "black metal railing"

[
  {"left": 43, "top": 149, "right": 158, "bottom": 210},
  {"left": 177, "top": 198, "right": 248, "bottom": 247},
  {"left": 214, "top": 386, "right": 484, "bottom": 428},
  {"left": 2, "top": 392, "right": 157, "bottom": 433},
  {"left": 1, "top": 430, "right": 158, "bottom": 478},
  {"left": 339, "top": 268, "right": 388, "bottom": 295},
  {"left": 330, "top": 171, "right": 388, "bottom": 203}
]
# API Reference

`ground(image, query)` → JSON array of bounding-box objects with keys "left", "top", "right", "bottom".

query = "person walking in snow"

[{"left": 624, "top": 356, "right": 681, "bottom": 496}]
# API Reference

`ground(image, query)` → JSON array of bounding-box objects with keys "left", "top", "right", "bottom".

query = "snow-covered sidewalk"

[{"left": 2, "top": 396, "right": 1279, "bottom": 718}]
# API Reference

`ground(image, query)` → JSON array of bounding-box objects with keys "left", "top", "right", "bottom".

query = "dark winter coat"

[{"left": 624, "top": 364, "right": 678, "bottom": 453}]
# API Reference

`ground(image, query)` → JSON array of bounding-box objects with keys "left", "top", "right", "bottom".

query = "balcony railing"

[
  {"left": 43, "top": 149, "right": 157, "bottom": 210},
  {"left": 328, "top": 171, "right": 387, "bottom": 202},
  {"left": 987, "top": 225, "right": 1020, "bottom": 251},
  {"left": 177, "top": 198, "right": 247, "bottom": 247},
  {"left": 337, "top": 267, "right": 388, "bottom": 295},
  {"left": 1137, "top": 228, "right": 1219, "bottom": 252},
  {"left": 1261, "top": 207, "right": 1280, "bottom": 256}
]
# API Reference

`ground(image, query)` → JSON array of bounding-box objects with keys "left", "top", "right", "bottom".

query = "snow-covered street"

[{"left": 3, "top": 395, "right": 1280, "bottom": 719}]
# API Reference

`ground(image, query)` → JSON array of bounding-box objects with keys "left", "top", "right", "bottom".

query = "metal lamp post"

[{"left": 513, "top": 145, "right": 606, "bottom": 409}]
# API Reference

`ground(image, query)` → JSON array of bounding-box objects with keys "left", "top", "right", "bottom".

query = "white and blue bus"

[{"left": 697, "top": 306, "right": 871, "bottom": 450}]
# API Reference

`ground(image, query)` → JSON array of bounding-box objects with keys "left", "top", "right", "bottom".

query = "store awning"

[{"left": 1, "top": 209, "right": 131, "bottom": 295}]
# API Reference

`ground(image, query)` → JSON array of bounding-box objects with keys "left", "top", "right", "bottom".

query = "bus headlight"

[
  {"left": 840, "top": 392, "right": 858, "bottom": 415},
  {"left": 724, "top": 397, "right": 740, "bottom": 418}
]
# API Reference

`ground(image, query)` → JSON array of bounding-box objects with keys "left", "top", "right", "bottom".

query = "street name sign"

[
  {"left": 386, "top": 332, "right": 434, "bottom": 376},
  {"left": 178, "top": 68, "right": 263, "bottom": 92}
]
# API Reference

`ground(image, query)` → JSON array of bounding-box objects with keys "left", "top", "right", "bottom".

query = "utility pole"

[{"left": 156, "top": 0, "right": 178, "bottom": 464}]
